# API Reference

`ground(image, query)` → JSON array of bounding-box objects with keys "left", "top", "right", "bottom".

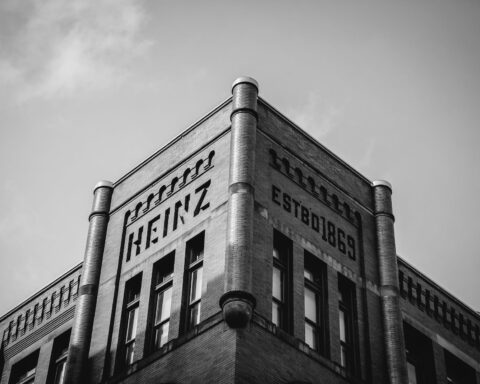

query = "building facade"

[{"left": 1, "top": 77, "right": 479, "bottom": 384}]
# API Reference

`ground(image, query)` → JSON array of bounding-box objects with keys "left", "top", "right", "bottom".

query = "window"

[
  {"left": 272, "top": 230, "right": 293, "bottom": 333},
  {"left": 182, "top": 232, "right": 204, "bottom": 333},
  {"left": 404, "top": 322, "right": 436, "bottom": 384},
  {"left": 338, "top": 275, "right": 357, "bottom": 374},
  {"left": 149, "top": 252, "right": 174, "bottom": 351},
  {"left": 47, "top": 330, "right": 71, "bottom": 384},
  {"left": 120, "top": 274, "right": 142, "bottom": 367},
  {"left": 445, "top": 350, "right": 477, "bottom": 384},
  {"left": 9, "top": 350, "right": 39, "bottom": 384},
  {"left": 304, "top": 252, "right": 328, "bottom": 356}
]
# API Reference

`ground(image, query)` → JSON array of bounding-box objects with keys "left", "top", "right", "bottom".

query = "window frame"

[
  {"left": 338, "top": 274, "right": 358, "bottom": 375},
  {"left": 182, "top": 232, "right": 205, "bottom": 334},
  {"left": 272, "top": 230, "right": 293, "bottom": 334},
  {"left": 148, "top": 252, "right": 175, "bottom": 352},
  {"left": 117, "top": 273, "right": 142, "bottom": 370},
  {"left": 47, "top": 329, "right": 71, "bottom": 384},
  {"left": 303, "top": 252, "right": 328, "bottom": 356},
  {"left": 9, "top": 350, "right": 39, "bottom": 384}
]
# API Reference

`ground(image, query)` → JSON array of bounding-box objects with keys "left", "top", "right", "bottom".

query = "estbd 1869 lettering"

[
  {"left": 125, "top": 180, "right": 211, "bottom": 261},
  {"left": 271, "top": 184, "right": 356, "bottom": 260}
]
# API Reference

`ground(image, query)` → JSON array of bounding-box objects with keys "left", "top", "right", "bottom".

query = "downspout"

[
  {"left": 219, "top": 77, "right": 258, "bottom": 328},
  {"left": 373, "top": 180, "right": 408, "bottom": 384},
  {"left": 65, "top": 181, "right": 113, "bottom": 384}
]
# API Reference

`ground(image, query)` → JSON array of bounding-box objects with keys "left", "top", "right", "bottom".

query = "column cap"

[
  {"left": 372, "top": 180, "right": 392, "bottom": 191},
  {"left": 232, "top": 76, "right": 259, "bottom": 93},
  {"left": 94, "top": 180, "right": 113, "bottom": 193}
]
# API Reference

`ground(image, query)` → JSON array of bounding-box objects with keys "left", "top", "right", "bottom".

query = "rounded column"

[
  {"left": 65, "top": 181, "right": 113, "bottom": 384},
  {"left": 373, "top": 180, "right": 408, "bottom": 384},
  {"left": 219, "top": 77, "right": 258, "bottom": 328}
]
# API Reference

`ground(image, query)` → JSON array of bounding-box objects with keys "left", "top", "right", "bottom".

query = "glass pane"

[
  {"left": 304, "top": 268, "right": 314, "bottom": 282},
  {"left": 189, "top": 244, "right": 204, "bottom": 264},
  {"left": 17, "top": 368, "right": 36, "bottom": 383},
  {"left": 155, "top": 287, "right": 172, "bottom": 324},
  {"left": 305, "top": 322, "right": 316, "bottom": 350},
  {"left": 189, "top": 267, "right": 203, "bottom": 303},
  {"left": 189, "top": 302, "right": 201, "bottom": 328},
  {"left": 126, "top": 307, "right": 138, "bottom": 342},
  {"left": 340, "top": 344, "right": 347, "bottom": 368},
  {"left": 126, "top": 278, "right": 141, "bottom": 304},
  {"left": 407, "top": 361, "right": 417, "bottom": 384},
  {"left": 156, "top": 267, "right": 173, "bottom": 285},
  {"left": 273, "top": 247, "right": 280, "bottom": 260},
  {"left": 272, "top": 301, "right": 281, "bottom": 327},
  {"left": 304, "top": 287, "right": 317, "bottom": 322},
  {"left": 272, "top": 266, "right": 282, "bottom": 300},
  {"left": 53, "top": 359, "right": 66, "bottom": 384},
  {"left": 154, "top": 321, "right": 169, "bottom": 349},
  {"left": 339, "top": 308, "right": 346, "bottom": 342},
  {"left": 125, "top": 341, "right": 135, "bottom": 365},
  {"left": 338, "top": 285, "right": 346, "bottom": 304}
]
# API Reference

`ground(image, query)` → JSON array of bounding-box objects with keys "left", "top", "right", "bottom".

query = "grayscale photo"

[{"left": 0, "top": 1, "right": 479, "bottom": 383}]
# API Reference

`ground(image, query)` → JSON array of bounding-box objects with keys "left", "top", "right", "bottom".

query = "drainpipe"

[
  {"left": 219, "top": 77, "right": 258, "bottom": 328},
  {"left": 373, "top": 180, "right": 408, "bottom": 384},
  {"left": 65, "top": 181, "right": 113, "bottom": 384}
]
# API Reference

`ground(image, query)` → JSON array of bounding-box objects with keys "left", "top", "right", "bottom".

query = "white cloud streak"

[{"left": 0, "top": 0, "right": 151, "bottom": 101}]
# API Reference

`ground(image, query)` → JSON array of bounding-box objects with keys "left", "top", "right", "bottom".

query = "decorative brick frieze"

[
  {"left": 268, "top": 148, "right": 359, "bottom": 227},
  {"left": 1, "top": 271, "right": 81, "bottom": 348},
  {"left": 399, "top": 262, "right": 480, "bottom": 350},
  {"left": 127, "top": 150, "right": 215, "bottom": 226}
]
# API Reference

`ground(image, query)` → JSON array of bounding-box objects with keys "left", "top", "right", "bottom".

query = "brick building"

[{"left": 1, "top": 77, "right": 479, "bottom": 384}]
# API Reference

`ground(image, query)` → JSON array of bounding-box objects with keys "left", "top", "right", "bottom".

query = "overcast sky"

[{"left": 1, "top": 0, "right": 479, "bottom": 316}]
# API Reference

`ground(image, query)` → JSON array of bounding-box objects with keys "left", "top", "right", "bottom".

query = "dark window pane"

[
  {"left": 10, "top": 350, "right": 39, "bottom": 384},
  {"left": 187, "top": 232, "right": 204, "bottom": 265},
  {"left": 154, "top": 254, "right": 174, "bottom": 285}
]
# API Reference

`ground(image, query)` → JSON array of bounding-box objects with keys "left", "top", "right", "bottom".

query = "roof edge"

[
  {"left": 0, "top": 262, "right": 83, "bottom": 322},
  {"left": 397, "top": 255, "right": 480, "bottom": 320},
  {"left": 257, "top": 97, "right": 373, "bottom": 187},
  {"left": 113, "top": 97, "right": 233, "bottom": 187}
]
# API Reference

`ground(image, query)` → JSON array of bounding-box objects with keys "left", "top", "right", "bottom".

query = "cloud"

[
  {"left": 0, "top": 0, "right": 152, "bottom": 101},
  {"left": 287, "top": 91, "right": 342, "bottom": 138}
]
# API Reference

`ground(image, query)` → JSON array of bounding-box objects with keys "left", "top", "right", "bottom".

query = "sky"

[{"left": 0, "top": 0, "right": 479, "bottom": 316}]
